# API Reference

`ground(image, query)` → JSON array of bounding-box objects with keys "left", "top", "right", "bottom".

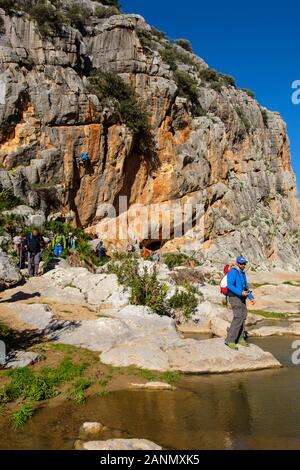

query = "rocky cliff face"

[{"left": 0, "top": 1, "right": 300, "bottom": 269}]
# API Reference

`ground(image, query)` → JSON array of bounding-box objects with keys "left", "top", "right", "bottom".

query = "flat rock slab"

[
  {"left": 101, "top": 337, "right": 281, "bottom": 374},
  {"left": 130, "top": 381, "right": 175, "bottom": 390},
  {"left": 5, "top": 351, "right": 42, "bottom": 369},
  {"left": 82, "top": 439, "right": 162, "bottom": 450},
  {"left": 167, "top": 338, "right": 281, "bottom": 373},
  {"left": 249, "top": 323, "right": 300, "bottom": 337}
]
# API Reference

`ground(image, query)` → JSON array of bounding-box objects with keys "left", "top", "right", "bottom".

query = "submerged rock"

[
  {"left": 130, "top": 382, "right": 175, "bottom": 391},
  {"left": 79, "top": 422, "right": 107, "bottom": 439}
]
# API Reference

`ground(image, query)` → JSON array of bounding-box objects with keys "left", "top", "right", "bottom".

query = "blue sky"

[{"left": 122, "top": 0, "right": 300, "bottom": 193}]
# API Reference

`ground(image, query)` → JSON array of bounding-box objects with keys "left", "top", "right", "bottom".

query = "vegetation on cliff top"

[{"left": 0, "top": 0, "right": 121, "bottom": 36}]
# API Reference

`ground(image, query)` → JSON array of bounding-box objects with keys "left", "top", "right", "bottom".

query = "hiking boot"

[
  {"left": 225, "top": 341, "right": 239, "bottom": 350},
  {"left": 239, "top": 338, "right": 250, "bottom": 347}
]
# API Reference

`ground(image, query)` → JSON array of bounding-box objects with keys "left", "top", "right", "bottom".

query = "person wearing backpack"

[
  {"left": 67, "top": 232, "right": 77, "bottom": 252},
  {"left": 52, "top": 233, "right": 66, "bottom": 257},
  {"left": 224, "top": 256, "right": 255, "bottom": 350},
  {"left": 26, "top": 228, "right": 44, "bottom": 277}
]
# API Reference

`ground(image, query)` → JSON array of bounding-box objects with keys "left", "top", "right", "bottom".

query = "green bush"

[
  {"left": 198, "top": 67, "right": 219, "bottom": 83},
  {"left": 96, "top": 0, "right": 120, "bottom": 8},
  {"left": 151, "top": 27, "right": 167, "bottom": 40},
  {"left": 65, "top": 3, "right": 89, "bottom": 33},
  {"left": 94, "top": 5, "right": 119, "bottom": 18},
  {"left": 0, "top": 15, "right": 5, "bottom": 35},
  {"left": 0, "top": 185, "right": 23, "bottom": 211},
  {"left": 0, "top": 0, "right": 15, "bottom": 15},
  {"left": 107, "top": 256, "right": 170, "bottom": 316},
  {"left": 242, "top": 88, "right": 255, "bottom": 99},
  {"left": 198, "top": 68, "right": 236, "bottom": 91},
  {"left": 261, "top": 109, "right": 269, "bottom": 128},
  {"left": 88, "top": 71, "right": 151, "bottom": 140},
  {"left": 163, "top": 252, "right": 199, "bottom": 270},
  {"left": 176, "top": 38, "right": 193, "bottom": 53},
  {"left": 219, "top": 73, "right": 236, "bottom": 87},
  {"left": 168, "top": 283, "right": 201, "bottom": 321},
  {"left": 174, "top": 70, "right": 205, "bottom": 116},
  {"left": 236, "top": 106, "right": 251, "bottom": 133},
  {"left": 137, "top": 27, "right": 155, "bottom": 52},
  {"left": 28, "top": 2, "right": 67, "bottom": 36},
  {"left": 160, "top": 44, "right": 195, "bottom": 71}
]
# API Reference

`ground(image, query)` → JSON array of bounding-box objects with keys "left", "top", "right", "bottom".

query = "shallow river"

[{"left": 1, "top": 336, "right": 300, "bottom": 450}]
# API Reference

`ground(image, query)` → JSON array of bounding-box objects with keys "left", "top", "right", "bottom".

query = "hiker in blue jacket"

[{"left": 225, "top": 256, "right": 255, "bottom": 350}]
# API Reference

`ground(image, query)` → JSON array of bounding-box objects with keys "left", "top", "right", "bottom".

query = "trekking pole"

[{"left": 19, "top": 242, "right": 22, "bottom": 270}]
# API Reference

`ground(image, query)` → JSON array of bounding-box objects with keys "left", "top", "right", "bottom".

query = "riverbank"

[
  {"left": 1, "top": 260, "right": 300, "bottom": 447},
  {"left": 0, "top": 336, "right": 299, "bottom": 450}
]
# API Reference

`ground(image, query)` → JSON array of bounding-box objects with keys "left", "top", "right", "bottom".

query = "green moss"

[{"left": 250, "top": 310, "right": 288, "bottom": 319}]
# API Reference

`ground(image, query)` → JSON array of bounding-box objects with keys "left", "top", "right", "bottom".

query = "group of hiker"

[
  {"left": 13, "top": 225, "right": 255, "bottom": 350},
  {"left": 13, "top": 229, "right": 109, "bottom": 278}
]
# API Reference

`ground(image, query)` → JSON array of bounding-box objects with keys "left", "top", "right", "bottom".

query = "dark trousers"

[
  {"left": 226, "top": 296, "right": 247, "bottom": 343},
  {"left": 28, "top": 252, "right": 41, "bottom": 276}
]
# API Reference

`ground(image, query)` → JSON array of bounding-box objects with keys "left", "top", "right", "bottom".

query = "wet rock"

[
  {"left": 79, "top": 422, "right": 107, "bottom": 439},
  {"left": 130, "top": 382, "right": 175, "bottom": 391},
  {"left": 82, "top": 438, "right": 162, "bottom": 451},
  {"left": 249, "top": 323, "right": 300, "bottom": 337}
]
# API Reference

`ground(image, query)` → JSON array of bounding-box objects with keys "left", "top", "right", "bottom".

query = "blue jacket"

[{"left": 227, "top": 267, "right": 254, "bottom": 300}]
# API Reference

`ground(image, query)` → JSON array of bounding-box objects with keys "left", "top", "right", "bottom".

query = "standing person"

[
  {"left": 225, "top": 256, "right": 255, "bottom": 350},
  {"left": 127, "top": 242, "right": 135, "bottom": 255},
  {"left": 96, "top": 241, "right": 107, "bottom": 258},
  {"left": 52, "top": 233, "right": 66, "bottom": 257},
  {"left": 26, "top": 228, "right": 44, "bottom": 277},
  {"left": 67, "top": 232, "right": 77, "bottom": 252}
]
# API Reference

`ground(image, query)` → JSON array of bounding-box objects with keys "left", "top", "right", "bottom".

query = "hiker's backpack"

[{"left": 220, "top": 266, "right": 238, "bottom": 296}]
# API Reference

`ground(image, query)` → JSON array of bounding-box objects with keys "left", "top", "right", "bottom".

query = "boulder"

[
  {"left": 79, "top": 422, "right": 107, "bottom": 439},
  {"left": 0, "top": 249, "right": 22, "bottom": 290}
]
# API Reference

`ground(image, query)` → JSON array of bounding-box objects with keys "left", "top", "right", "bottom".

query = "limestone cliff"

[{"left": 0, "top": 1, "right": 299, "bottom": 268}]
